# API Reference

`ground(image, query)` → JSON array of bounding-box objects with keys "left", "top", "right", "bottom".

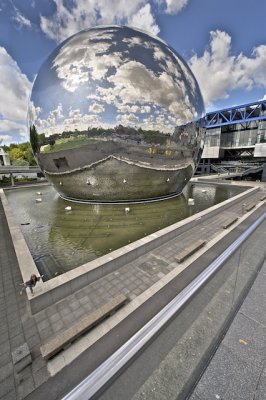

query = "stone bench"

[
  {"left": 245, "top": 203, "right": 256, "bottom": 212},
  {"left": 40, "top": 294, "right": 128, "bottom": 360},
  {"left": 175, "top": 239, "right": 206, "bottom": 263},
  {"left": 223, "top": 217, "right": 239, "bottom": 229}
]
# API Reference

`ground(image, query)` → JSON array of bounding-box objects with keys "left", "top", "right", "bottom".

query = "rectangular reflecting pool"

[{"left": 5, "top": 183, "right": 246, "bottom": 280}]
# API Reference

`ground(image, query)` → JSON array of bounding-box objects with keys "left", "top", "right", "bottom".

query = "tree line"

[
  {"left": 1, "top": 142, "right": 37, "bottom": 166},
  {"left": 1, "top": 124, "right": 172, "bottom": 166}
]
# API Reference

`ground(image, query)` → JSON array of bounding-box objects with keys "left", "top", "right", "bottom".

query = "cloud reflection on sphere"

[{"left": 28, "top": 25, "right": 205, "bottom": 202}]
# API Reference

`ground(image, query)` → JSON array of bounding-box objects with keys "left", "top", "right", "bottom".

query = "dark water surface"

[{"left": 5, "top": 183, "right": 245, "bottom": 280}]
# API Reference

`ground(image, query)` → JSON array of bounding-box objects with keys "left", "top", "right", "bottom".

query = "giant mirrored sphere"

[{"left": 28, "top": 25, "right": 205, "bottom": 202}]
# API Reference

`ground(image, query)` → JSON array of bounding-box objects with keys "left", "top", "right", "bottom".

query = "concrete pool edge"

[
  {"left": 0, "top": 184, "right": 259, "bottom": 314},
  {"left": 0, "top": 188, "right": 40, "bottom": 281}
]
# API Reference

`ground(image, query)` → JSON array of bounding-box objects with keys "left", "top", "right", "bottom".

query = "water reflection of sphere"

[{"left": 28, "top": 25, "right": 205, "bottom": 203}]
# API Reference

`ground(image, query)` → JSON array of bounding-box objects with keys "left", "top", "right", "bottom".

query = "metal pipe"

[{"left": 62, "top": 211, "right": 266, "bottom": 400}]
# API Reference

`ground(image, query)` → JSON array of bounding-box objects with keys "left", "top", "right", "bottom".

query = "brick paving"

[
  {"left": 0, "top": 199, "right": 49, "bottom": 400},
  {"left": 0, "top": 185, "right": 265, "bottom": 399}
]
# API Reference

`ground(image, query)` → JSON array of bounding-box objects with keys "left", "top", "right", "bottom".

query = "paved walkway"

[
  {"left": 0, "top": 199, "right": 49, "bottom": 400},
  {"left": 0, "top": 183, "right": 265, "bottom": 399},
  {"left": 189, "top": 258, "right": 266, "bottom": 400}
]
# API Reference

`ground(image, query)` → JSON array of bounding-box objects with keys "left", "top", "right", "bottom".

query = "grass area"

[{"left": 41, "top": 135, "right": 97, "bottom": 153}]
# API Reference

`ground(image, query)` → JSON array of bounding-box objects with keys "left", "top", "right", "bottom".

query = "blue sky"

[{"left": 0, "top": 0, "right": 266, "bottom": 145}]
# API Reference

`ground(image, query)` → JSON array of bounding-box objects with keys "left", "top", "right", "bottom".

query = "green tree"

[
  {"left": 19, "top": 143, "right": 29, "bottom": 151},
  {"left": 38, "top": 133, "right": 46, "bottom": 146},
  {"left": 12, "top": 158, "right": 29, "bottom": 166},
  {"left": 24, "top": 146, "right": 36, "bottom": 166},
  {"left": 30, "top": 124, "right": 40, "bottom": 154},
  {"left": 9, "top": 143, "right": 19, "bottom": 150},
  {"left": 8, "top": 147, "right": 25, "bottom": 163}
]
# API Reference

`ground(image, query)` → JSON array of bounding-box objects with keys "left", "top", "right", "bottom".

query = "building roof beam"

[
  {"left": 206, "top": 115, "right": 266, "bottom": 129},
  {"left": 205, "top": 100, "right": 266, "bottom": 128}
]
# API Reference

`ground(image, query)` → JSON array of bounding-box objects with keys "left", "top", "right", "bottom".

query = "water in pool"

[{"left": 5, "top": 183, "right": 245, "bottom": 280}]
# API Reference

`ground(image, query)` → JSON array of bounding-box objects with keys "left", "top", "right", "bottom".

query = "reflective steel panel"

[{"left": 28, "top": 25, "right": 205, "bottom": 202}]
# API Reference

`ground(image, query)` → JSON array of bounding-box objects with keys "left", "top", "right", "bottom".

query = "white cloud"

[
  {"left": 40, "top": 0, "right": 159, "bottom": 43},
  {"left": 101, "top": 60, "right": 196, "bottom": 123},
  {"left": 189, "top": 30, "right": 266, "bottom": 107},
  {"left": 52, "top": 32, "right": 122, "bottom": 92},
  {"left": 28, "top": 102, "right": 41, "bottom": 124},
  {"left": 35, "top": 103, "right": 104, "bottom": 136},
  {"left": 35, "top": 119, "right": 48, "bottom": 128},
  {"left": 38, "top": 112, "right": 101, "bottom": 136},
  {"left": 82, "top": 114, "right": 100, "bottom": 124},
  {"left": 50, "top": 104, "right": 64, "bottom": 119},
  {"left": 13, "top": 7, "right": 32, "bottom": 29},
  {"left": 118, "top": 104, "right": 152, "bottom": 114},
  {"left": 0, "top": 47, "right": 32, "bottom": 121},
  {"left": 117, "top": 113, "right": 139, "bottom": 126},
  {"left": 118, "top": 104, "right": 141, "bottom": 113},
  {"left": 0, "top": 135, "right": 14, "bottom": 145},
  {"left": 69, "top": 108, "right": 82, "bottom": 119},
  {"left": 141, "top": 105, "right": 151, "bottom": 113},
  {"left": 0, "top": 120, "right": 28, "bottom": 143},
  {"left": 89, "top": 103, "right": 105, "bottom": 113},
  {"left": 122, "top": 37, "right": 143, "bottom": 48},
  {"left": 156, "top": 0, "right": 189, "bottom": 14},
  {"left": 0, "top": 120, "right": 26, "bottom": 133},
  {"left": 141, "top": 114, "right": 172, "bottom": 133},
  {"left": 9, "top": 2, "right": 32, "bottom": 30},
  {"left": 128, "top": 4, "right": 159, "bottom": 35},
  {"left": 47, "top": 117, "right": 56, "bottom": 126},
  {"left": 0, "top": 47, "right": 32, "bottom": 144}
]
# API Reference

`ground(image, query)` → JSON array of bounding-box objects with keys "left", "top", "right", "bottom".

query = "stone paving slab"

[
  {"left": 190, "top": 258, "right": 266, "bottom": 400},
  {"left": 0, "top": 198, "right": 50, "bottom": 400}
]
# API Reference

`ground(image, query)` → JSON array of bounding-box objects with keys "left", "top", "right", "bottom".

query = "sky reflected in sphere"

[{"left": 28, "top": 25, "right": 205, "bottom": 202}]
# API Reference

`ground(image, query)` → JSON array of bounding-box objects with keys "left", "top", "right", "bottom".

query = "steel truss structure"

[{"left": 205, "top": 100, "right": 266, "bottom": 128}]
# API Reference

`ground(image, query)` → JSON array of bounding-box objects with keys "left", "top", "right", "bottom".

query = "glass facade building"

[{"left": 199, "top": 100, "right": 266, "bottom": 180}]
